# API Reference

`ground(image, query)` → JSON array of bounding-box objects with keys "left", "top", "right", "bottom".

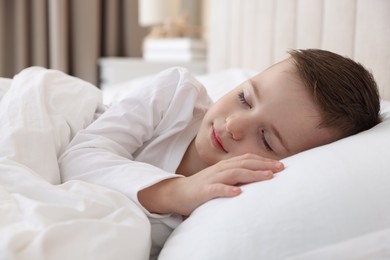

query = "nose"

[{"left": 226, "top": 115, "right": 248, "bottom": 141}]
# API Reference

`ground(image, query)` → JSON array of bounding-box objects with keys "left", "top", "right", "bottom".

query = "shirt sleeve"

[{"left": 59, "top": 67, "right": 198, "bottom": 218}]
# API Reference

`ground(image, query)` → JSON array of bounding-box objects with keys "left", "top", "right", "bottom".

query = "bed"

[
  {"left": 1, "top": 66, "right": 390, "bottom": 260},
  {"left": 1, "top": 0, "right": 390, "bottom": 259}
]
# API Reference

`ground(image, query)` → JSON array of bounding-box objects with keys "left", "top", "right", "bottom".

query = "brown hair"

[{"left": 288, "top": 49, "right": 381, "bottom": 138}]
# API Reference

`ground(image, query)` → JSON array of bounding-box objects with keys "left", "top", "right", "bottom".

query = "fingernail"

[
  {"left": 274, "top": 162, "right": 283, "bottom": 169},
  {"left": 262, "top": 171, "right": 272, "bottom": 177},
  {"left": 231, "top": 187, "right": 241, "bottom": 195}
]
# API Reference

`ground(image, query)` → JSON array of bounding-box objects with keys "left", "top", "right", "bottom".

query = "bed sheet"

[{"left": 0, "top": 67, "right": 151, "bottom": 260}]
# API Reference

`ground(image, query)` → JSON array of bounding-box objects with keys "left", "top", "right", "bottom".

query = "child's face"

[{"left": 195, "top": 59, "right": 336, "bottom": 165}]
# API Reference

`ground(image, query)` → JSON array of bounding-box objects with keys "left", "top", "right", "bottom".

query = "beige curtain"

[{"left": 0, "top": 0, "right": 147, "bottom": 85}]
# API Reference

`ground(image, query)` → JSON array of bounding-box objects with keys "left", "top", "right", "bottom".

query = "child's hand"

[{"left": 138, "top": 153, "right": 284, "bottom": 217}]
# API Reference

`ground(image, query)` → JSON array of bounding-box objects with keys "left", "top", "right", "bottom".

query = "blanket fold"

[{"left": 0, "top": 67, "right": 151, "bottom": 260}]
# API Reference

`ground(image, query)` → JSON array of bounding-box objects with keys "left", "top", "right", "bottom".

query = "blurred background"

[
  {"left": 0, "top": 0, "right": 207, "bottom": 85},
  {"left": 0, "top": 0, "right": 389, "bottom": 99}
]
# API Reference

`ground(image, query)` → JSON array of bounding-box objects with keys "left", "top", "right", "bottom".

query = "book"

[
  {"left": 144, "top": 51, "right": 206, "bottom": 62},
  {"left": 143, "top": 38, "right": 207, "bottom": 61},
  {"left": 143, "top": 38, "right": 207, "bottom": 52}
]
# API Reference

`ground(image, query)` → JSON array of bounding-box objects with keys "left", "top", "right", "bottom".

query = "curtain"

[{"left": 0, "top": 0, "right": 147, "bottom": 85}]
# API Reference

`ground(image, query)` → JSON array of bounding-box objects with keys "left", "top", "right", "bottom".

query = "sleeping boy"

[{"left": 59, "top": 49, "right": 381, "bottom": 256}]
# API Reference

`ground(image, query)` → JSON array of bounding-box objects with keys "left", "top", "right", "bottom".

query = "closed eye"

[
  {"left": 238, "top": 91, "right": 251, "bottom": 108},
  {"left": 261, "top": 129, "right": 273, "bottom": 152}
]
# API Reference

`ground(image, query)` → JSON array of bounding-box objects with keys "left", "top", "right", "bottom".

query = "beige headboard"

[{"left": 207, "top": 0, "right": 390, "bottom": 100}]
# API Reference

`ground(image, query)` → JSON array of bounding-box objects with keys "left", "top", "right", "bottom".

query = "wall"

[{"left": 206, "top": 0, "right": 390, "bottom": 100}]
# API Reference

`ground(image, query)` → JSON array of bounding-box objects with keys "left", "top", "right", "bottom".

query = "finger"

[
  {"left": 205, "top": 183, "right": 242, "bottom": 199},
  {"left": 229, "top": 153, "right": 276, "bottom": 162},
  {"left": 215, "top": 169, "right": 274, "bottom": 186},
  {"left": 216, "top": 156, "right": 284, "bottom": 172},
  {"left": 237, "top": 159, "right": 284, "bottom": 172}
]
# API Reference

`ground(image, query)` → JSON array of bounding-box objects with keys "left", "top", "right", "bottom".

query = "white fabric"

[
  {"left": 59, "top": 67, "right": 212, "bottom": 258},
  {"left": 0, "top": 67, "right": 151, "bottom": 260},
  {"left": 101, "top": 68, "right": 255, "bottom": 106},
  {"left": 0, "top": 77, "right": 12, "bottom": 103},
  {"left": 159, "top": 101, "right": 390, "bottom": 260},
  {"left": 101, "top": 75, "right": 152, "bottom": 105},
  {"left": 196, "top": 68, "right": 255, "bottom": 101},
  {"left": 286, "top": 227, "right": 390, "bottom": 260},
  {"left": 2, "top": 66, "right": 390, "bottom": 259}
]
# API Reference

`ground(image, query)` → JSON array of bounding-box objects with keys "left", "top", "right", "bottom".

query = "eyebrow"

[{"left": 250, "top": 80, "right": 291, "bottom": 154}]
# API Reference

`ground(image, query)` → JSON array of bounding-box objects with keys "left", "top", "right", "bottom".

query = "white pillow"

[
  {"left": 101, "top": 68, "right": 255, "bottom": 105},
  {"left": 159, "top": 101, "right": 390, "bottom": 259},
  {"left": 196, "top": 68, "right": 256, "bottom": 101}
]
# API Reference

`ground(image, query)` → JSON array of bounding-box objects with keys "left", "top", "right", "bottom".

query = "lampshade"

[{"left": 138, "top": 0, "right": 180, "bottom": 26}]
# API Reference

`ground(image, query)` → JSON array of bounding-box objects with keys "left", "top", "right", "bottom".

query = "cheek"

[
  {"left": 303, "top": 128, "right": 337, "bottom": 149},
  {"left": 282, "top": 118, "right": 335, "bottom": 154},
  {"left": 231, "top": 141, "right": 266, "bottom": 158}
]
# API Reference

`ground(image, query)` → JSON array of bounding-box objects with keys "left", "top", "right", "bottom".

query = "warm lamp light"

[
  {"left": 138, "top": 0, "right": 180, "bottom": 27},
  {"left": 138, "top": 0, "right": 202, "bottom": 38},
  {"left": 138, "top": 0, "right": 206, "bottom": 62}
]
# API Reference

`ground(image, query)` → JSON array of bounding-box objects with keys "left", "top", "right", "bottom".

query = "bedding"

[
  {"left": 1, "top": 67, "right": 389, "bottom": 260},
  {"left": 102, "top": 69, "right": 390, "bottom": 259},
  {"left": 0, "top": 67, "right": 151, "bottom": 260},
  {"left": 158, "top": 99, "right": 390, "bottom": 259},
  {"left": 0, "top": 77, "right": 12, "bottom": 101},
  {"left": 101, "top": 68, "right": 256, "bottom": 105}
]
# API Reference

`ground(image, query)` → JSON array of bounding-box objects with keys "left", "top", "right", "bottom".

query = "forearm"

[{"left": 138, "top": 178, "right": 181, "bottom": 215}]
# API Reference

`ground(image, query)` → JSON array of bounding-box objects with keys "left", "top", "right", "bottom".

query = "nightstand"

[{"left": 99, "top": 57, "right": 207, "bottom": 90}]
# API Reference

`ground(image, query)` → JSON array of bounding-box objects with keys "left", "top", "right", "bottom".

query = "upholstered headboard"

[{"left": 207, "top": 0, "right": 390, "bottom": 100}]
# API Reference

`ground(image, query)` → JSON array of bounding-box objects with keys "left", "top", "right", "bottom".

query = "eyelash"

[
  {"left": 237, "top": 91, "right": 251, "bottom": 108},
  {"left": 237, "top": 92, "right": 273, "bottom": 152},
  {"left": 261, "top": 129, "right": 273, "bottom": 152}
]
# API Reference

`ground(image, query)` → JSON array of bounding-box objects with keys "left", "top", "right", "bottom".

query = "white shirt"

[{"left": 59, "top": 67, "right": 212, "bottom": 257}]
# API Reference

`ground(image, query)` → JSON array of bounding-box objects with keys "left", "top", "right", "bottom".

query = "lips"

[{"left": 211, "top": 126, "right": 227, "bottom": 153}]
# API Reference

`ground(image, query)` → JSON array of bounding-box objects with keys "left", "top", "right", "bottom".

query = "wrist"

[{"left": 138, "top": 178, "right": 179, "bottom": 215}]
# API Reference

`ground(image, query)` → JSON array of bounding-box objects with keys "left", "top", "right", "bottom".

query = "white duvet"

[{"left": 0, "top": 67, "right": 151, "bottom": 260}]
